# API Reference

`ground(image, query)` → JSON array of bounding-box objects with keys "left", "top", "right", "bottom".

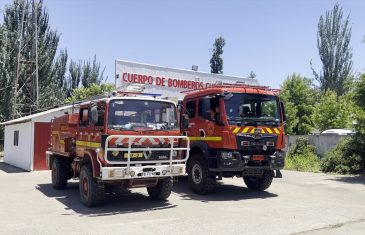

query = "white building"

[
  {"left": 115, "top": 60, "right": 259, "bottom": 99},
  {"left": 1, "top": 106, "right": 72, "bottom": 171}
]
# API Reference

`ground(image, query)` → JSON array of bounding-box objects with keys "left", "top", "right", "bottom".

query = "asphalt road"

[{"left": 0, "top": 161, "right": 364, "bottom": 235}]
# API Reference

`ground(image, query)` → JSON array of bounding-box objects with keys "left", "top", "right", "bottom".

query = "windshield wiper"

[
  {"left": 256, "top": 119, "right": 279, "bottom": 127},
  {"left": 228, "top": 117, "right": 258, "bottom": 126}
]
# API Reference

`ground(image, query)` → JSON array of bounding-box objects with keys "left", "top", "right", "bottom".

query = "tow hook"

[{"left": 275, "top": 170, "right": 282, "bottom": 178}]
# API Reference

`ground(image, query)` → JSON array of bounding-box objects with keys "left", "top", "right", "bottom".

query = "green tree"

[
  {"left": 312, "top": 90, "right": 353, "bottom": 131},
  {"left": 81, "top": 55, "right": 106, "bottom": 88},
  {"left": 65, "top": 83, "right": 114, "bottom": 103},
  {"left": 0, "top": 0, "right": 68, "bottom": 118},
  {"left": 280, "top": 74, "right": 316, "bottom": 135},
  {"left": 312, "top": 3, "right": 353, "bottom": 96},
  {"left": 210, "top": 36, "right": 225, "bottom": 74},
  {"left": 321, "top": 74, "right": 365, "bottom": 174}
]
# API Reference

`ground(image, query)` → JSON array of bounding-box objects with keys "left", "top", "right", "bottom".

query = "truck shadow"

[
  {"left": 36, "top": 182, "right": 177, "bottom": 217},
  {"left": 172, "top": 176, "right": 278, "bottom": 202},
  {"left": 36, "top": 176, "right": 277, "bottom": 216}
]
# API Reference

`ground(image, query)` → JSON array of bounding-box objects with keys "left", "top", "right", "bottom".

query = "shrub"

[
  {"left": 321, "top": 137, "right": 363, "bottom": 174},
  {"left": 285, "top": 137, "right": 320, "bottom": 172}
]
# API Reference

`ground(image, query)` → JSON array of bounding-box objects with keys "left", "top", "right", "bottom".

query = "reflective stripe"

[
  {"left": 250, "top": 128, "right": 255, "bottom": 134},
  {"left": 189, "top": 136, "right": 222, "bottom": 141},
  {"left": 242, "top": 127, "right": 250, "bottom": 133},
  {"left": 266, "top": 128, "right": 273, "bottom": 134},
  {"left": 233, "top": 127, "right": 241, "bottom": 134},
  {"left": 273, "top": 128, "right": 280, "bottom": 134},
  {"left": 76, "top": 141, "right": 100, "bottom": 148}
]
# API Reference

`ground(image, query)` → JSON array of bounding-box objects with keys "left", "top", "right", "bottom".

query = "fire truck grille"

[{"left": 107, "top": 150, "right": 171, "bottom": 162}]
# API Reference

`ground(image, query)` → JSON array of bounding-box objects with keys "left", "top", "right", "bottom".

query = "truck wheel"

[
  {"left": 79, "top": 165, "right": 104, "bottom": 207},
  {"left": 147, "top": 177, "right": 172, "bottom": 200},
  {"left": 51, "top": 158, "right": 68, "bottom": 189},
  {"left": 187, "top": 154, "right": 216, "bottom": 194},
  {"left": 244, "top": 170, "right": 274, "bottom": 191}
]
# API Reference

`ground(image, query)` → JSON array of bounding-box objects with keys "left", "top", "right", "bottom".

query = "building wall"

[
  {"left": 286, "top": 135, "right": 346, "bottom": 157},
  {"left": 3, "top": 106, "right": 73, "bottom": 171},
  {"left": 4, "top": 122, "right": 32, "bottom": 171}
]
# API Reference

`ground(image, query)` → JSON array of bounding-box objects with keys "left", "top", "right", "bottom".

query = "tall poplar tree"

[
  {"left": 312, "top": 3, "right": 353, "bottom": 96},
  {"left": 210, "top": 36, "right": 225, "bottom": 74}
]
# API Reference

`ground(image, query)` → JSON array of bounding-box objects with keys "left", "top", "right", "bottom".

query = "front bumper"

[
  {"left": 208, "top": 150, "right": 285, "bottom": 172},
  {"left": 101, "top": 164, "right": 186, "bottom": 180}
]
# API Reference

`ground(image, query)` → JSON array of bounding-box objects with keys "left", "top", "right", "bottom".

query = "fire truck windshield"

[
  {"left": 107, "top": 99, "right": 178, "bottom": 131},
  {"left": 224, "top": 93, "right": 281, "bottom": 126}
]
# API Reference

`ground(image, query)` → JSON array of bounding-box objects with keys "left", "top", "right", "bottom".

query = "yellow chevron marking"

[
  {"left": 266, "top": 128, "right": 273, "bottom": 134},
  {"left": 250, "top": 128, "right": 255, "bottom": 134},
  {"left": 233, "top": 127, "right": 241, "bottom": 134},
  {"left": 242, "top": 127, "right": 249, "bottom": 133},
  {"left": 273, "top": 128, "right": 280, "bottom": 134}
]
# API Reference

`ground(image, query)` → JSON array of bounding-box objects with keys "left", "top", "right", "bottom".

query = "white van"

[{"left": 321, "top": 129, "right": 355, "bottom": 136}]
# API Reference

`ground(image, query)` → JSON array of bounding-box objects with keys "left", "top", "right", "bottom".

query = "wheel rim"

[
  {"left": 192, "top": 163, "right": 203, "bottom": 184},
  {"left": 82, "top": 176, "right": 88, "bottom": 196}
]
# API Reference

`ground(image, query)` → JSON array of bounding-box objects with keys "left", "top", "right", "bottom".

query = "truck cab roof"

[{"left": 182, "top": 86, "right": 278, "bottom": 100}]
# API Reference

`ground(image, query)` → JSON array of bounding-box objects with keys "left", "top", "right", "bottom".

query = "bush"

[
  {"left": 285, "top": 137, "right": 320, "bottom": 172},
  {"left": 321, "top": 138, "right": 363, "bottom": 174}
]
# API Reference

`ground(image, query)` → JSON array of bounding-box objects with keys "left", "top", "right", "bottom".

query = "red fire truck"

[
  {"left": 46, "top": 93, "right": 190, "bottom": 206},
  {"left": 181, "top": 85, "right": 286, "bottom": 194}
]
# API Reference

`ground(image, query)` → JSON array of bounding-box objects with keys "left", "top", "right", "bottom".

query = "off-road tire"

[
  {"left": 244, "top": 170, "right": 274, "bottom": 191},
  {"left": 147, "top": 177, "right": 173, "bottom": 200},
  {"left": 51, "top": 157, "right": 68, "bottom": 189},
  {"left": 187, "top": 154, "right": 217, "bottom": 195},
  {"left": 79, "top": 165, "right": 104, "bottom": 207}
]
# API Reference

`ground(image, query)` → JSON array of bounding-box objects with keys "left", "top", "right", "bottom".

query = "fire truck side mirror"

[
  {"left": 90, "top": 106, "right": 98, "bottom": 124},
  {"left": 280, "top": 101, "right": 286, "bottom": 122},
  {"left": 182, "top": 114, "right": 189, "bottom": 131}
]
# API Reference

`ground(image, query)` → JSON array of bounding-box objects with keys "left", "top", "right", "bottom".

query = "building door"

[{"left": 33, "top": 122, "right": 51, "bottom": 170}]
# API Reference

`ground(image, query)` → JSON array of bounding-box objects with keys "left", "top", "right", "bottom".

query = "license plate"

[
  {"left": 142, "top": 171, "right": 156, "bottom": 177},
  {"left": 252, "top": 155, "right": 265, "bottom": 161},
  {"left": 123, "top": 152, "right": 143, "bottom": 159}
]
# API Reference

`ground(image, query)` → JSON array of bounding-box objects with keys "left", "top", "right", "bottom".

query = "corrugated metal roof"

[{"left": 0, "top": 105, "right": 73, "bottom": 126}]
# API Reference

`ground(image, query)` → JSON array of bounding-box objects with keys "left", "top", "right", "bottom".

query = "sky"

[{"left": 1, "top": 0, "right": 365, "bottom": 88}]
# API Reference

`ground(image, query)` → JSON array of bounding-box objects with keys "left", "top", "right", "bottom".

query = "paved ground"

[{"left": 0, "top": 161, "right": 364, "bottom": 235}]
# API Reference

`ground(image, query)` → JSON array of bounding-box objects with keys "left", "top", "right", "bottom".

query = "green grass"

[{"left": 284, "top": 154, "right": 321, "bottom": 173}]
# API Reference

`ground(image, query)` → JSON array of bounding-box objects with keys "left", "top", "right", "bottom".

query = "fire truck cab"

[
  {"left": 47, "top": 93, "right": 189, "bottom": 206},
  {"left": 181, "top": 86, "right": 286, "bottom": 194}
]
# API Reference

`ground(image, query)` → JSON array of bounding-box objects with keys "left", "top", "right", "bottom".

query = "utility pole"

[
  {"left": 33, "top": 0, "right": 39, "bottom": 109},
  {"left": 12, "top": 2, "right": 26, "bottom": 119},
  {"left": 12, "top": 0, "right": 40, "bottom": 118}
]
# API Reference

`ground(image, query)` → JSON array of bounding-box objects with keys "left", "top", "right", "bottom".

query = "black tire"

[
  {"left": 187, "top": 154, "right": 217, "bottom": 195},
  {"left": 244, "top": 170, "right": 274, "bottom": 191},
  {"left": 79, "top": 165, "right": 104, "bottom": 207},
  {"left": 51, "top": 157, "right": 68, "bottom": 189},
  {"left": 147, "top": 177, "right": 172, "bottom": 200}
]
